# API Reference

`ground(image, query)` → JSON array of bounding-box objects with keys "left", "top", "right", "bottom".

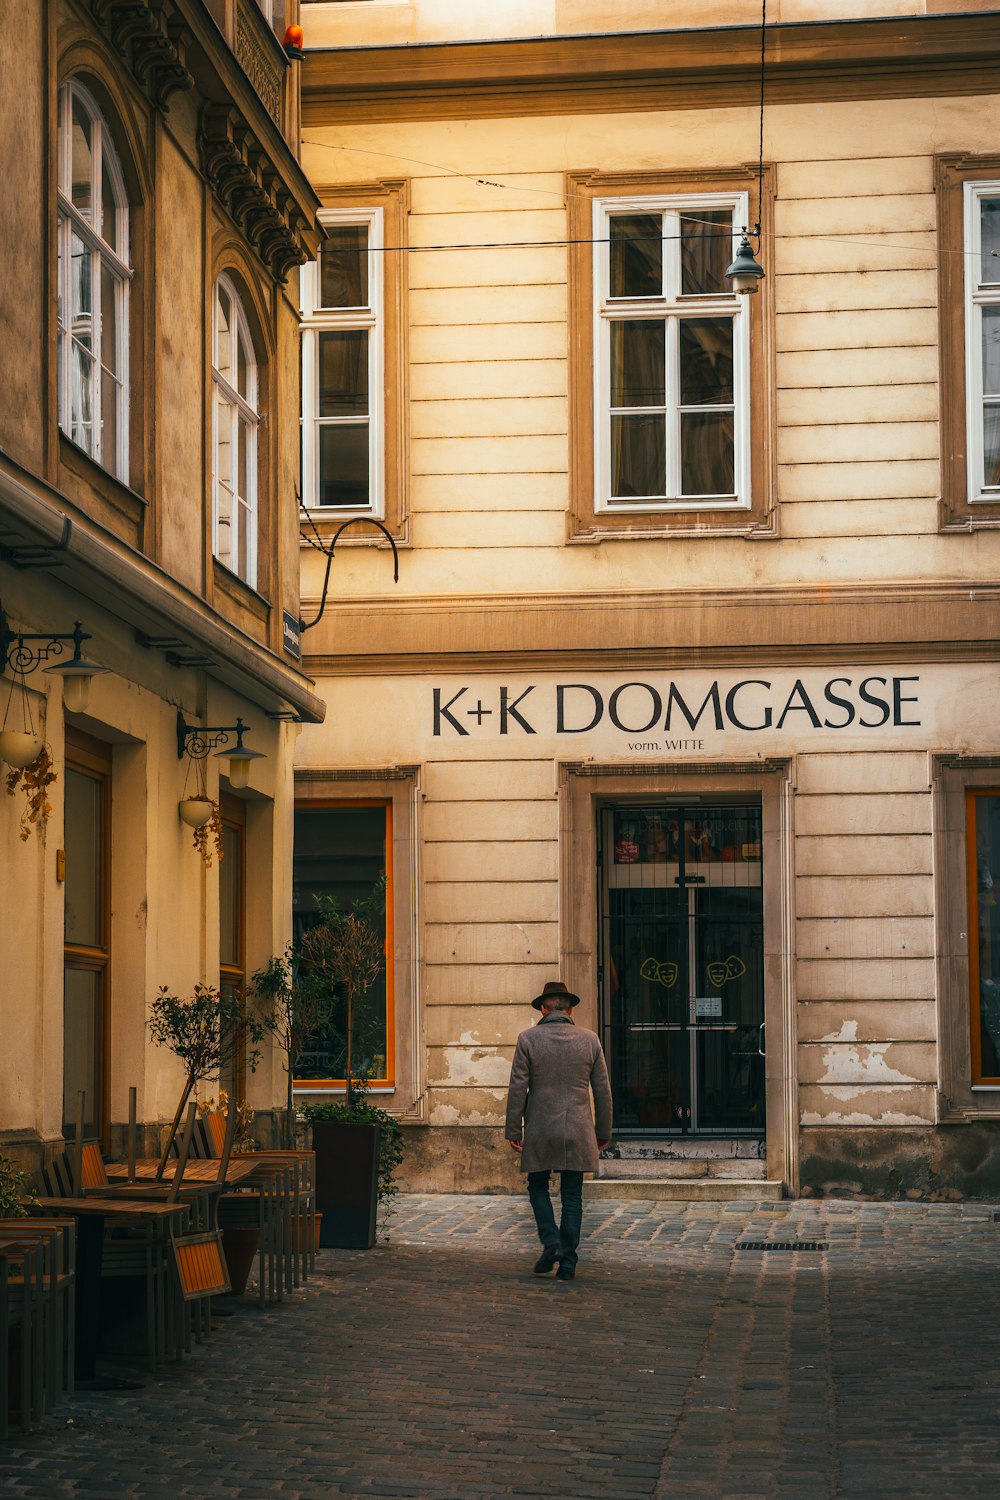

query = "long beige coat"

[{"left": 504, "top": 1013, "right": 613, "bottom": 1174}]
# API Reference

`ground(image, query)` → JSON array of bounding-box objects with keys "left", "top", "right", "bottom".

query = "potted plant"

[
  {"left": 249, "top": 946, "right": 332, "bottom": 1150},
  {"left": 0, "top": 1153, "right": 32, "bottom": 1217},
  {"left": 146, "top": 983, "right": 264, "bottom": 1177},
  {"left": 292, "top": 881, "right": 401, "bottom": 1248}
]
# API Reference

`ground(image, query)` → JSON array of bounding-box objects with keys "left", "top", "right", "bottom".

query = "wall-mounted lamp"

[
  {"left": 725, "top": 1, "right": 769, "bottom": 297},
  {"left": 176, "top": 712, "right": 266, "bottom": 792},
  {"left": 725, "top": 234, "right": 765, "bottom": 295},
  {"left": 0, "top": 606, "right": 107, "bottom": 766}
]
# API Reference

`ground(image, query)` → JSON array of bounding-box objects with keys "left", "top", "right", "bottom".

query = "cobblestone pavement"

[{"left": 4, "top": 1193, "right": 1000, "bottom": 1498}]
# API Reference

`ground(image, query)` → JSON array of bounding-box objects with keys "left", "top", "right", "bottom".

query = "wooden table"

[
  {"left": 29, "top": 1197, "right": 187, "bottom": 1380},
  {"left": 105, "top": 1158, "right": 263, "bottom": 1185}
]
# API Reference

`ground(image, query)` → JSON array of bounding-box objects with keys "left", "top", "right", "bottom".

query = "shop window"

[
  {"left": 292, "top": 801, "right": 394, "bottom": 1089},
  {"left": 63, "top": 732, "right": 111, "bottom": 1144},
  {"left": 968, "top": 790, "right": 1000, "bottom": 1084},
  {"left": 937, "top": 155, "right": 1000, "bottom": 529},
  {"left": 567, "top": 167, "right": 775, "bottom": 539},
  {"left": 212, "top": 274, "right": 259, "bottom": 587},
  {"left": 299, "top": 183, "right": 409, "bottom": 538},
  {"left": 56, "top": 78, "right": 131, "bottom": 481}
]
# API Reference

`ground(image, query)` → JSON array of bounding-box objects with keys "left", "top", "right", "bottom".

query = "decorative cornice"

[
  {"left": 294, "top": 766, "right": 420, "bottom": 782},
  {"left": 302, "top": 12, "right": 1000, "bottom": 124},
  {"left": 298, "top": 580, "right": 1000, "bottom": 675},
  {"left": 199, "top": 104, "right": 311, "bottom": 282},
  {"left": 560, "top": 759, "right": 791, "bottom": 779},
  {"left": 85, "top": 0, "right": 194, "bottom": 112}
]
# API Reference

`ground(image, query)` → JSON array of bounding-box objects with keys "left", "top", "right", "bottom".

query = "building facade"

[
  {"left": 0, "top": 0, "right": 321, "bottom": 1169},
  {"left": 291, "top": 0, "right": 1000, "bottom": 1199}
]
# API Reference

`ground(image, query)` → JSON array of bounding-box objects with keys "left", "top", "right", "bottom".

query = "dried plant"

[
  {"left": 192, "top": 799, "right": 225, "bottom": 867},
  {"left": 5, "top": 745, "right": 57, "bottom": 841}
]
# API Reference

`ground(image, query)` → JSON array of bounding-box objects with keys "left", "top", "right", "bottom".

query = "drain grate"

[{"left": 736, "top": 1241, "right": 828, "bottom": 1252}]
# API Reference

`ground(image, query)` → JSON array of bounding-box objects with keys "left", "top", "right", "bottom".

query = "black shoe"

[
  {"left": 534, "top": 1246, "right": 560, "bottom": 1274},
  {"left": 555, "top": 1265, "right": 575, "bottom": 1281}
]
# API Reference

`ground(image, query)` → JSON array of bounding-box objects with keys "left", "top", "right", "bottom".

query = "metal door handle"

[{"left": 758, "top": 1022, "right": 766, "bottom": 1057}]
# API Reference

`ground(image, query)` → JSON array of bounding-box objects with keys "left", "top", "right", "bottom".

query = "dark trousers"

[{"left": 527, "top": 1170, "right": 584, "bottom": 1270}]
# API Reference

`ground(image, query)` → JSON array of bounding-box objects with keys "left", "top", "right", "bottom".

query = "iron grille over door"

[{"left": 598, "top": 802, "right": 764, "bottom": 1137}]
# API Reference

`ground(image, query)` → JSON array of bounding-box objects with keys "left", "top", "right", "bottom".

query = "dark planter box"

[{"left": 311, "top": 1119, "right": 381, "bottom": 1249}]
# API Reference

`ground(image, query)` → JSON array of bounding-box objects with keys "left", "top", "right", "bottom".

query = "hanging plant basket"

[
  {"left": 179, "top": 796, "right": 215, "bottom": 829},
  {"left": 5, "top": 744, "right": 56, "bottom": 842}
]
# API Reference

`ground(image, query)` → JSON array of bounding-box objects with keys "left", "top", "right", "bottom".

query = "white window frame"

[
  {"left": 593, "top": 191, "right": 750, "bottom": 514},
  {"left": 300, "top": 206, "right": 384, "bottom": 518},
  {"left": 56, "top": 78, "right": 131, "bottom": 481},
  {"left": 212, "top": 275, "right": 259, "bottom": 590},
  {"left": 964, "top": 181, "right": 1000, "bottom": 506}
]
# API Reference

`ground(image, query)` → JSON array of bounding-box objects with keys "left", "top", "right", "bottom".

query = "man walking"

[{"left": 505, "top": 980, "right": 613, "bottom": 1281}]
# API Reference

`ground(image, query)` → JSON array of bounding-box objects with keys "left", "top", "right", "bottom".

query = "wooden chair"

[{"left": 1, "top": 1218, "right": 75, "bottom": 1431}]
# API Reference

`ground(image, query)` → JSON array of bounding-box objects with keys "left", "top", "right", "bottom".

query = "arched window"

[
  {"left": 57, "top": 79, "right": 131, "bottom": 480},
  {"left": 212, "top": 276, "right": 259, "bottom": 588}
]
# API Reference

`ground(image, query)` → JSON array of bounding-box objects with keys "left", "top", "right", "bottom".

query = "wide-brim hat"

[{"left": 531, "top": 980, "right": 581, "bottom": 1011}]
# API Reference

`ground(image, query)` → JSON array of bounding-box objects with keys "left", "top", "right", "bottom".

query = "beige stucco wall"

[
  {"left": 296, "top": 667, "right": 996, "bottom": 1161},
  {"left": 294, "top": 67, "right": 1000, "bottom": 1193},
  {"left": 0, "top": 2, "right": 316, "bottom": 1168},
  {"left": 299, "top": 91, "right": 1000, "bottom": 614}
]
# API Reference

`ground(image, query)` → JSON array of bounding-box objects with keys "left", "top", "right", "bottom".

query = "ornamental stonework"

[
  {"left": 234, "top": 0, "right": 283, "bottom": 127},
  {"left": 199, "top": 105, "right": 310, "bottom": 283},
  {"left": 85, "top": 0, "right": 193, "bottom": 111}
]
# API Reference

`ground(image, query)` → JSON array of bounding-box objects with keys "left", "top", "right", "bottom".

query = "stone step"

[
  {"left": 585, "top": 1178, "right": 785, "bottom": 1202},
  {"left": 598, "top": 1158, "right": 766, "bottom": 1180}
]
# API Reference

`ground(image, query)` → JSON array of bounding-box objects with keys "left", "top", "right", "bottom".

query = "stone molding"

[
  {"left": 199, "top": 104, "right": 311, "bottom": 282},
  {"left": 234, "top": 0, "right": 284, "bottom": 128},
  {"left": 85, "top": 0, "right": 194, "bottom": 111}
]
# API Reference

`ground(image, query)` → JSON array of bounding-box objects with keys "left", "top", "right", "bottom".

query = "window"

[
  {"left": 292, "top": 801, "right": 394, "bottom": 1090},
  {"left": 212, "top": 275, "right": 259, "bottom": 588},
  {"left": 567, "top": 167, "right": 775, "bottom": 539},
  {"left": 63, "top": 732, "right": 111, "bottom": 1145},
  {"left": 937, "top": 154, "right": 1000, "bottom": 529},
  {"left": 968, "top": 790, "right": 1000, "bottom": 1085},
  {"left": 965, "top": 185, "right": 1000, "bottom": 505},
  {"left": 300, "top": 209, "right": 384, "bottom": 515},
  {"left": 299, "top": 181, "right": 409, "bottom": 539},
  {"left": 594, "top": 194, "right": 749, "bottom": 511},
  {"left": 57, "top": 79, "right": 131, "bottom": 480}
]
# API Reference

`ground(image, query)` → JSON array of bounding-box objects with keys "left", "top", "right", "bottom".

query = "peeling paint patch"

[
  {"left": 801, "top": 1108, "right": 933, "bottom": 1126},
  {"left": 819, "top": 1020, "right": 859, "bottom": 1043},
  {"left": 438, "top": 1046, "right": 512, "bottom": 1088},
  {"left": 458, "top": 1030, "right": 480, "bottom": 1045},
  {"left": 429, "top": 1103, "right": 503, "bottom": 1126},
  {"left": 817, "top": 1043, "right": 916, "bottom": 1085}
]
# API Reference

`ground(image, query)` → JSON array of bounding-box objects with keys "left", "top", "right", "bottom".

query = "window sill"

[
  {"left": 299, "top": 508, "right": 409, "bottom": 546},
  {"left": 58, "top": 434, "right": 147, "bottom": 530},
  {"left": 212, "top": 559, "right": 271, "bottom": 617},
  {"left": 570, "top": 515, "right": 779, "bottom": 542}
]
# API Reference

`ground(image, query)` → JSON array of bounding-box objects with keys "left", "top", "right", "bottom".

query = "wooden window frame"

[
  {"left": 298, "top": 179, "right": 409, "bottom": 544},
  {"left": 292, "top": 797, "right": 396, "bottom": 1091},
  {"left": 219, "top": 792, "right": 248, "bottom": 1105},
  {"left": 966, "top": 788, "right": 1000, "bottom": 1087},
  {"left": 63, "top": 730, "right": 112, "bottom": 1147},
  {"left": 212, "top": 274, "right": 260, "bottom": 590},
  {"left": 932, "top": 756, "right": 1000, "bottom": 1121},
  {"left": 56, "top": 78, "right": 132, "bottom": 483},
  {"left": 567, "top": 165, "right": 776, "bottom": 541},
  {"left": 937, "top": 153, "right": 1000, "bottom": 531}
]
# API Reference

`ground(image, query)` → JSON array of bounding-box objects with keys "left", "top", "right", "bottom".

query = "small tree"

[
  {"left": 147, "top": 983, "right": 264, "bottom": 1176},
  {"left": 250, "top": 947, "right": 332, "bottom": 1147},
  {"left": 299, "top": 879, "right": 386, "bottom": 1103}
]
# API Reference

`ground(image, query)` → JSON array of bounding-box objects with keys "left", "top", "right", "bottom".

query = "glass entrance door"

[{"left": 599, "top": 802, "right": 764, "bottom": 1136}]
